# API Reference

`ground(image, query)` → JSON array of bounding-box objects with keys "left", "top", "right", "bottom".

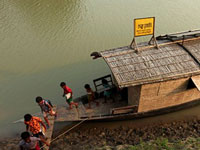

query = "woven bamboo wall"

[{"left": 137, "top": 77, "right": 200, "bottom": 112}]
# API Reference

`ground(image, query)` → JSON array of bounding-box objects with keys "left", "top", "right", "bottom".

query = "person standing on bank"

[
  {"left": 24, "top": 114, "right": 47, "bottom": 142},
  {"left": 60, "top": 82, "right": 78, "bottom": 109},
  {"left": 19, "top": 131, "right": 49, "bottom": 150},
  {"left": 35, "top": 96, "right": 57, "bottom": 128}
]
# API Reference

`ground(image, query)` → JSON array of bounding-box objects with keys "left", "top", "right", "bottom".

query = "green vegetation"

[{"left": 97, "top": 137, "right": 200, "bottom": 150}]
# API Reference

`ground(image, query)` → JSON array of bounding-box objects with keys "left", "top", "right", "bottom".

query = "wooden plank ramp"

[{"left": 43, "top": 106, "right": 56, "bottom": 150}]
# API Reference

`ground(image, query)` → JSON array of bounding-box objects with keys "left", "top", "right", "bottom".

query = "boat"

[
  {"left": 55, "top": 29, "right": 200, "bottom": 123},
  {"left": 13, "top": 29, "right": 200, "bottom": 150}
]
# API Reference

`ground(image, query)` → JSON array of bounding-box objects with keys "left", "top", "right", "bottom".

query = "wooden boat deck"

[
  {"left": 56, "top": 98, "right": 127, "bottom": 122},
  {"left": 42, "top": 98, "right": 127, "bottom": 149}
]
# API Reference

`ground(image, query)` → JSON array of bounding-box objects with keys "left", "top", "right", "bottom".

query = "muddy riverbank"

[
  {"left": 50, "top": 118, "right": 200, "bottom": 149},
  {"left": 2, "top": 118, "right": 200, "bottom": 150}
]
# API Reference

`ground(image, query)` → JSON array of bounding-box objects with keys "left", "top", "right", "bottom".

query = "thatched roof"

[{"left": 99, "top": 38, "right": 200, "bottom": 88}]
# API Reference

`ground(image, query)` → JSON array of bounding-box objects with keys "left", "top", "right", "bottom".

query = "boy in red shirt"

[{"left": 60, "top": 82, "right": 78, "bottom": 109}]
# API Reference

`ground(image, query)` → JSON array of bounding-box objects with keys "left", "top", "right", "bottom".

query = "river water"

[{"left": 1, "top": 0, "right": 200, "bottom": 137}]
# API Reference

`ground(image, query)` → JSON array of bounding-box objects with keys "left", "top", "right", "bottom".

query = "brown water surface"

[{"left": 1, "top": 0, "right": 200, "bottom": 136}]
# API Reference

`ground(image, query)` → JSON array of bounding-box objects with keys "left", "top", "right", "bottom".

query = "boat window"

[{"left": 93, "top": 74, "right": 113, "bottom": 92}]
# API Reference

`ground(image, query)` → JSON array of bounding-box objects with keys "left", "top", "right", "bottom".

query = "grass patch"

[{"left": 97, "top": 136, "right": 200, "bottom": 150}]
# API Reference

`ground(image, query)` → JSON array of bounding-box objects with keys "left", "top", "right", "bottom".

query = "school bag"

[
  {"left": 44, "top": 99, "right": 53, "bottom": 107},
  {"left": 40, "top": 99, "right": 53, "bottom": 112}
]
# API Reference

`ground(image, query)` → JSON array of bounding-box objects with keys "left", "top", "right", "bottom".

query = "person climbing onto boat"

[
  {"left": 60, "top": 82, "right": 78, "bottom": 109},
  {"left": 35, "top": 96, "right": 57, "bottom": 128},
  {"left": 19, "top": 131, "right": 49, "bottom": 150},
  {"left": 84, "top": 84, "right": 99, "bottom": 109},
  {"left": 24, "top": 114, "right": 46, "bottom": 141},
  {"left": 102, "top": 79, "right": 115, "bottom": 103}
]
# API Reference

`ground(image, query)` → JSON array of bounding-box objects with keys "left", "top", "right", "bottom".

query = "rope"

[{"left": 40, "top": 118, "right": 88, "bottom": 149}]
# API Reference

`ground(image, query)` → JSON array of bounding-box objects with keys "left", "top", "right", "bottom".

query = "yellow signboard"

[{"left": 134, "top": 17, "right": 155, "bottom": 37}]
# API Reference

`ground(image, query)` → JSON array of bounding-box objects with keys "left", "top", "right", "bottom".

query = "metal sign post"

[
  {"left": 130, "top": 37, "right": 138, "bottom": 51},
  {"left": 148, "top": 35, "right": 159, "bottom": 48}
]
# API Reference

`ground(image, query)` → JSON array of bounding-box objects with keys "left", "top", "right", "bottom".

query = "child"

[
  {"left": 60, "top": 82, "right": 78, "bottom": 109},
  {"left": 35, "top": 96, "right": 57, "bottom": 128},
  {"left": 84, "top": 84, "right": 99, "bottom": 109},
  {"left": 19, "top": 131, "right": 49, "bottom": 150},
  {"left": 102, "top": 79, "right": 115, "bottom": 103},
  {"left": 24, "top": 114, "right": 46, "bottom": 139}
]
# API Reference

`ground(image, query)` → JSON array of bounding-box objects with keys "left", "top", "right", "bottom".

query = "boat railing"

[
  {"left": 156, "top": 29, "right": 200, "bottom": 42},
  {"left": 134, "top": 29, "right": 200, "bottom": 52},
  {"left": 93, "top": 74, "right": 114, "bottom": 93}
]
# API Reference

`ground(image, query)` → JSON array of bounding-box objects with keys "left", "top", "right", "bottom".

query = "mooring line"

[{"left": 40, "top": 118, "right": 88, "bottom": 149}]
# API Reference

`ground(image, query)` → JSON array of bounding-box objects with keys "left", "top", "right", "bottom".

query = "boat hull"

[{"left": 56, "top": 98, "right": 200, "bottom": 123}]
